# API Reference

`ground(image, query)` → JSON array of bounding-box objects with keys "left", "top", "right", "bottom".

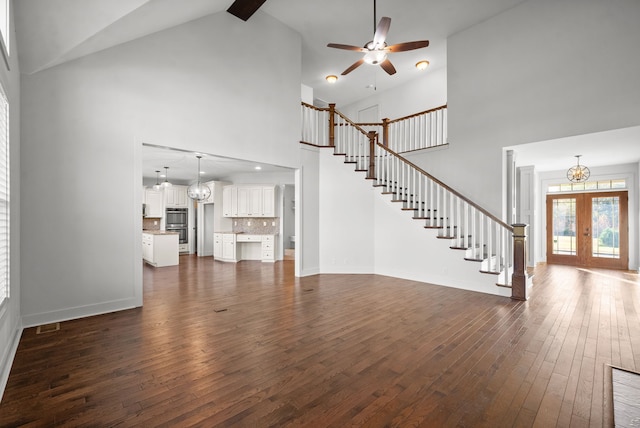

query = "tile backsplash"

[
  {"left": 142, "top": 217, "right": 161, "bottom": 231},
  {"left": 232, "top": 218, "right": 279, "bottom": 235}
]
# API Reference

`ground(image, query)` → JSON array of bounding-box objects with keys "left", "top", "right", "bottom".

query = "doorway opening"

[{"left": 546, "top": 191, "right": 628, "bottom": 269}]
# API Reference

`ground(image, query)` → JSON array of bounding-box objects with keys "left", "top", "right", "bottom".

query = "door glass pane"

[
  {"left": 592, "top": 196, "right": 620, "bottom": 259},
  {"left": 551, "top": 198, "right": 577, "bottom": 255}
]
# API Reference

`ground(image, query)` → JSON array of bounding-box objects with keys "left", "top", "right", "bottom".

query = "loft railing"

[
  {"left": 300, "top": 102, "right": 529, "bottom": 300},
  {"left": 383, "top": 105, "right": 447, "bottom": 153},
  {"left": 301, "top": 103, "right": 448, "bottom": 153}
]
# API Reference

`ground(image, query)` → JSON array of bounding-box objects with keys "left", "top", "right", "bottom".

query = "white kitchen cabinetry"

[
  {"left": 262, "top": 186, "right": 276, "bottom": 217},
  {"left": 142, "top": 232, "right": 179, "bottom": 267},
  {"left": 144, "top": 188, "right": 163, "bottom": 217},
  {"left": 200, "top": 181, "right": 216, "bottom": 204},
  {"left": 165, "top": 185, "right": 188, "bottom": 208},
  {"left": 213, "top": 233, "right": 223, "bottom": 258},
  {"left": 221, "top": 233, "right": 238, "bottom": 262},
  {"left": 261, "top": 235, "right": 275, "bottom": 262},
  {"left": 236, "top": 186, "right": 262, "bottom": 217},
  {"left": 223, "top": 185, "right": 277, "bottom": 217},
  {"left": 221, "top": 234, "right": 276, "bottom": 262},
  {"left": 222, "top": 186, "right": 237, "bottom": 217}
]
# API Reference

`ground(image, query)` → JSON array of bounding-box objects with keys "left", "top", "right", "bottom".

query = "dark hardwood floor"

[{"left": 1, "top": 256, "right": 639, "bottom": 426}]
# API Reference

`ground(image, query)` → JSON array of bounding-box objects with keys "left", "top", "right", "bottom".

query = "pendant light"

[
  {"left": 567, "top": 155, "right": 590, "bottom": 183},
  {"left": 161, "top": 166, "right": 172, "bottom": 188},
  {"left": 152, "top": 170, "right": 162, "bottom": 191},
  {"left": 187, "top": 155, "right": 211, "bottom": 201}
]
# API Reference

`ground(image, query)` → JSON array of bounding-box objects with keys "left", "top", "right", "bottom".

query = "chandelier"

[
  {"left": 567, "top": 155, "right": 590, "bottom": 183},
  {"left": 187, "top": 155, "right": 211, "bottom": 201}
]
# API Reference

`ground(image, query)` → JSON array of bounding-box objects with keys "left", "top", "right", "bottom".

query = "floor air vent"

[{"left": 36, "top": 323, "right": 60, "bottom": 334}]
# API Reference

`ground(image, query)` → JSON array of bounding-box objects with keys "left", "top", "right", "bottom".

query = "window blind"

[{"left": 0, "top": 84, "right": 8, "bottom": 304}]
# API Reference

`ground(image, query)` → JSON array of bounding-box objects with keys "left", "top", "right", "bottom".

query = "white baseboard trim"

[
  {"left": 0, "top": 321, "right": 23, "bottom": 402},
  {"left": 298, "top": 267, "right": 320, "bottom": 277},
  {"left": 21, "top": 297, "right": 140, "bottom": 329}
]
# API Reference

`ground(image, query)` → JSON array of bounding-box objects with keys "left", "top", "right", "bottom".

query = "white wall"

[
  {"left": 318, "top": 151, "right": 375, "bottom": 273},
  {"left": 0, "top": 0, "right": 22, "bottom": 400},
  {"left": 315, "top": 148, "right": 509, "bottom": 297},
  {"left": 340, "top": 66, "right": 447, "bottom": 121},
  {"left": 373, "top": 195, "right": 507, "bottom": 296},
  {"left": 410, "top": 0, "right": 640, "bottom": 217},
  {"left": 299, "top": 145, "right": 320, "bottom": 276},
  {"left": 20, "top": 11, "right": 301, "bottom": 326}
]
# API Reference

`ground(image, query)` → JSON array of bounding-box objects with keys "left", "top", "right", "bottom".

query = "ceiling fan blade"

[
  {"left": 327, "top": 43, "right": 367, "bottom": 52},
  {"left": 379, "top": 59, "right": 396, "bottom": 75},
  {"left": 227, "top": 0, "right": 267, "bottom": 21},
  {"left": 342, "top": 59, "right": 365, "bottom": 75},
  {"left": 372, "top": 17, "right": 391, "bottom": 48},
  {"left": 384, "top": 40, "right": 430, "bottom": 53}
]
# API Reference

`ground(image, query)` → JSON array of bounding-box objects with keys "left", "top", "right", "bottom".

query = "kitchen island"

[{"left": 142, "top": 231, "right": 179, "bottom": 267}]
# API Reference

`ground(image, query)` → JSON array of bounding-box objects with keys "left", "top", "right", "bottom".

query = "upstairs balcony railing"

[{"left": 301, "top": 103, "right": 448, "bottom": 153}]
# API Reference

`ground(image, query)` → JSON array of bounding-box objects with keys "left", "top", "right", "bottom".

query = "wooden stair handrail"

[
  {"left": 301, "top": 102, "right": 447, "bottom": 127},
  {"left": 334, "top": 109, "right": 371, "bottom": 138},
  {"left": 301, "top": 101, "right": 329, "bottom": 112},
  {"left": 377, "top": 143, "right": 514, "bottom": 232},
  {"left": 387, "top": 104, "right": 447, "bottom": 124}
]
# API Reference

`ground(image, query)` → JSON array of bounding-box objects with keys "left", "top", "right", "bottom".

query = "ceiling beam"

[{"left": 226, "top": 0, "right": 267, "bottom": 22}]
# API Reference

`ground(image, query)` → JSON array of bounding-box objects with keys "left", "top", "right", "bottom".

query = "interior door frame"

[{"left": 546, "top": 190, "right": 628, "bottom": 269}]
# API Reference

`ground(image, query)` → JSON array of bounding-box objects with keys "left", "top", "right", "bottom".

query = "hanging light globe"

[
  {"left": 567, "top": 155, "right": 590, "bottom": 183},
  {"left": 187, "top": 156, "right": 211, "bottom": 201}
]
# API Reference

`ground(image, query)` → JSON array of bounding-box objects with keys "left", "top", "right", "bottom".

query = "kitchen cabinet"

[
  {"left": 215, "top": 233, "right": 276, "bottom": 262},
  {"left": 142, "top": 232, "right": 179, "bottom": 267},
  {"left": 223, "top": 185, "right": 277, "bottom": 217},
  {"left": 261, "top": 235, "right": 275, "bottom": 262},
  {"left": 221, "top": 233, "right": 238, "bottom": 262},
  {"left": 236, "top": 186, "right": 262, "bottom": 217},
  {"left": 222, "top": 186, "right": 237, "bottom": 217},
  {"left": 213, "top": 233, "right": 223, "bottom": 258},
  {"left": 199, "top": 181, "right": 216, "bottom": 204},
  {"left": 144, "top": 188, "right": 163, "bottom": 218},
  {"left": 165, "top": 185, "right": 188, "bottom": 208},
  {"left": 262, "top": 186, "right": 276, "bottom": 217}
]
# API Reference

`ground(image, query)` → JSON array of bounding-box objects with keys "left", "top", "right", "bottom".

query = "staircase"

[{"left": 301, "top": 102, "right": 530, "bottom": 300}]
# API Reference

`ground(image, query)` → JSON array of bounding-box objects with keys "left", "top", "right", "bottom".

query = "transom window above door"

[{"left": 548, "top": 179, "right": 626, "bottom": 194}]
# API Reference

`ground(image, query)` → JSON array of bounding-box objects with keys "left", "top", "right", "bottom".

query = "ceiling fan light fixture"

[
  {"left": 325, "top": 75, "right": 338, "bottom": 83},
  {"left": 415, "top": 60, "right": 430, "bottom": 70},
  {"left": 363, "top": 50, "right": 387, "bottom": 65}
]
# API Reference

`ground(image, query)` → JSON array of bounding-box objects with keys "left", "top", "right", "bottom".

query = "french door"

[{"left": 546, "top": 191, "right": 628, "bottom": 269}]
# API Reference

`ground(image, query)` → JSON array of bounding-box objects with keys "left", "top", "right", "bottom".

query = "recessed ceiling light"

[
  {"left": 325, "top": 75, "right": 338, "bottom": 83},
  {"left": 415, "top": 60, "right": 430, "bottom": 71},
  {"left": 255, "top": 166, "right": 262, "bottom": 170}
]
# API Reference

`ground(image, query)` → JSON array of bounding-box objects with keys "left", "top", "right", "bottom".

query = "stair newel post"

[
  {"left": 367, "top": 131, "right": 377, "bottom": 179},
  {"left": 511, "top": 223, "right": 529, "bottom": 301},
  {"left": 382, "top": 118, "right": 390, "bottom": 148},
  {"left": 328, "top": 103, "right": 336, "bottom": 148}
]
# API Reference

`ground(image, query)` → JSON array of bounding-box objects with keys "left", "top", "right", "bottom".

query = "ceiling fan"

[{"left": 327, "top": 0, "right": 429, "bottom": 76}]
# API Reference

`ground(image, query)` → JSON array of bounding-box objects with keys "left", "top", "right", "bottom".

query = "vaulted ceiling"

[
  {"left": 13, "top": 1, "right": 640, "bottom": 180},
  {"left": 13, "top": 0, "right": 527, "bottom": 107}
]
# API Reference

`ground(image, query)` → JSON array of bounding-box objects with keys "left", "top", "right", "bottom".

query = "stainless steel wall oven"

[{"left": 166, "top": 208, "right": 188, "bottom": 244}]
